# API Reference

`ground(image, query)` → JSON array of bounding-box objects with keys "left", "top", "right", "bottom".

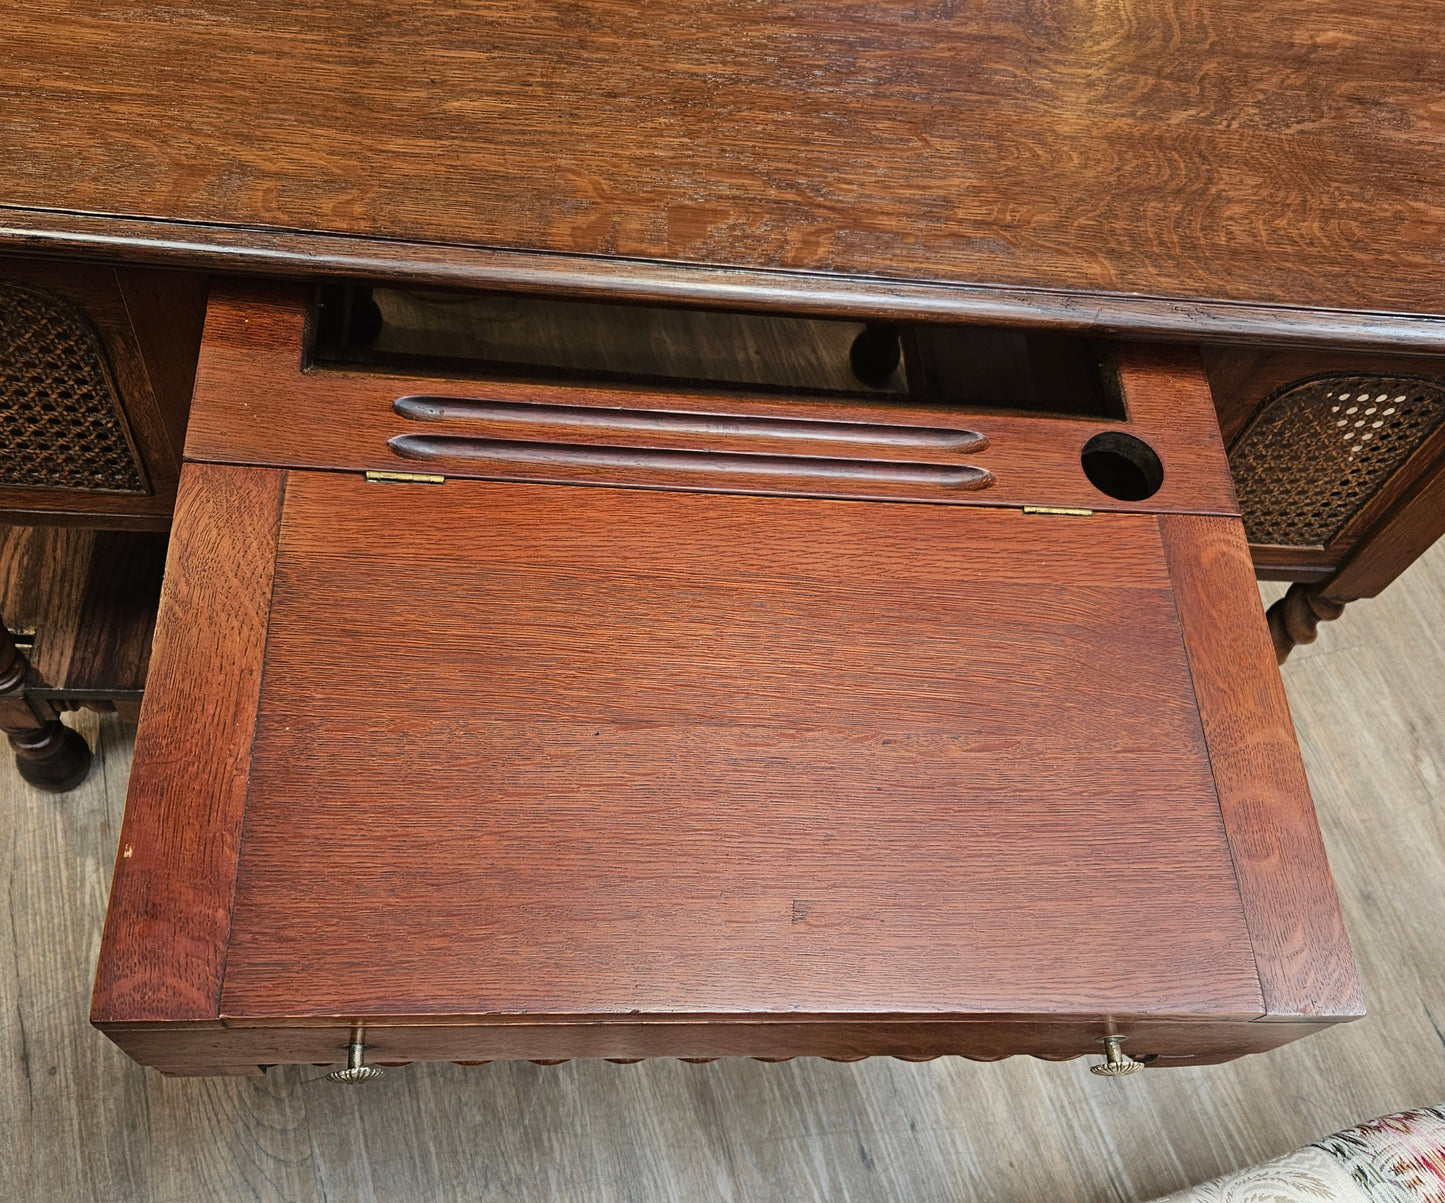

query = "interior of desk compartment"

[{"left": 311, "top": 284, "right": 1122, "bottom": 419}]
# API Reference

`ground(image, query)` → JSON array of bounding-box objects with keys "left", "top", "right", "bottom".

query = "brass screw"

[
  {"left": 1090, "top": 1035, "right": 1143, "bottom": 1077},
  {"left": 327, "top": 1029, "right": 385, "bottom": 1084}
]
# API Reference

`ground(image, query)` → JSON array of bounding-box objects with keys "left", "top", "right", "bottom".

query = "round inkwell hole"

[{"left": 1080, "top": 431, "right": 1164, "bottom": 501}]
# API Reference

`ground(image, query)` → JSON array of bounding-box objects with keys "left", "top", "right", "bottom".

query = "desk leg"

[
  {"left": 1267, "top": 584, "right": 1347, "bottom": 664},
  {"left": 0, "top": 617, "right": 91, "bottom": 792}
]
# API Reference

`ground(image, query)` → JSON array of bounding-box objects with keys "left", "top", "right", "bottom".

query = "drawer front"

[
  {"left": 92, "top": 288, "right": 1358, "bottom": 1076},
  {"left": 101, "top": 1015, "right": 1341, "bottom": 1078},
  {"left": 0, "top": 258, "right": 207, "bottom": 529},
  {"left": 186, "top": 279, "right": 1239, "bottom": 516}
]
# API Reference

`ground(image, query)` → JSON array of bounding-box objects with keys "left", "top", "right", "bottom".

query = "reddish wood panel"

[
  {"left": 5, "top": 528, "right": 167, "bottom": 698},
  {"left": 91, "top": 464, "right": 286, "bottom": 1024},
  {"left": 1326, "top": 448, "right": 1445, "bottom": 600},
  {"left": 100, "top": 1015, "right": 1339, "bottom": 1078},
  {"left": 114, "top": 267, "right": 210, "bottom": 459},
  {"left": 216, "top": 476, "right": 1262, "bottom": 1027},
  {"left": 60, "top": 532, "right": 167, "bottom": 694},
  {"left": 1201, "top": 347, "right": 1445, "bottom": 448},
  {"left": 1159, "top": 514, "right": 1363, "bottom": 1019},
  {"left": 186, "top": 280, "right": 1239, "bottom": 516},
  {"left": 0, "top": 526, "right": 95, "bottom": 677},
  {"left": 2, "top": 0, "right": 1443, "bottom": 332},
  {"left": 92, "top": 327, "right": 1363, "bottom": 1069}
]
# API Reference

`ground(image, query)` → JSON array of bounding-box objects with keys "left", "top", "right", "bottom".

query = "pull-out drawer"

[{"left": 93, "top": 281, "right": 1361, "bottom": 1076}]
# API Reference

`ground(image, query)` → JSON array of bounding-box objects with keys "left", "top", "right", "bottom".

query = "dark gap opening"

[
  {"left": 1081, "top": 431, "right": 1164, "bottom": 500},
  {"left": 311, "top": 284, "right": 1125, "bottom": 420}
]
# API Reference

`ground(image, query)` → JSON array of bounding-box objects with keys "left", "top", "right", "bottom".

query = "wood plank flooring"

[{"left": 2, "top": 548, "right": 1442, "bottom": 1203}]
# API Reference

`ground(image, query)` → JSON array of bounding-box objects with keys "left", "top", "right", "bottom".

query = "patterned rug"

[{"left": 1151, "top": 1106, "right": 1445, "bottom": 1202}]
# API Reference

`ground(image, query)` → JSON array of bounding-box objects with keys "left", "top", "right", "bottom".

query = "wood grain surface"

[
  {"left": 93, "top": 278, "right": 1359, "bottom": 1070},
  {"left": 102, "top": 1016, "right": 1337, "bottom": 1080},
  {"left": 0, "top": 525, "right": 165, "bottom": 712},
  {"left": 210, "top": 475, "right": 1265, "bottom": 1038},
  {"left": 1159, "top": 515, "right": 1362, "bottom": 1020},
  {"left": 5, "top": 547, "right": 1441, "bottom": 1201},
  {"left": 9, "top": 210, "right": 1445, "bottom": 352},
  {"left": 0, "top": 525, "right": 95, "bottom": 681},
  {"left": 90, "top": 465, "right": 285, "bottom": 1023},
  {"left": 186, "top": 280, "right": 1240, "bottom": 515},
  {"left": 3, "top": 0, "right": 1444, "bottom": 340},
  {"left": 1323, "top": 441, "right": 1445, "bottom": 601},
  {"left": 58, "top": 532, "right": 167, "bottom": 698},
  {"left": 112, "top": 268, "right": 209, "bottom": 462}
]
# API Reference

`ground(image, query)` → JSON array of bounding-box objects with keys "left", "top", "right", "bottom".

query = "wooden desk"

[
  {"left": 4, "top": 0, "right": 1444, "bottom": 654},
  {"left": 0, "top": 0, "right": 1437, "bottom": 1073},
  {"left": 85, "top": 281, "right": 1362, "bottom": 1075}
]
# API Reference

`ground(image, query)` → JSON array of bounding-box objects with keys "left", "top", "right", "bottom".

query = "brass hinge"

[
  {"left": 365, "top": 470, "right": 446, "bottom": 485},
  {"left": 1022, "top": 505, "right": 1093, "bottom": 517}
]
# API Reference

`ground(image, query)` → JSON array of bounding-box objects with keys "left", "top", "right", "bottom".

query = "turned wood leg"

[
  {"left": 0, "top": 619, "right": 91, "bottom": 792},
  {"left": 1266, "top": 583, "right": 1347, "bottom": 665}
]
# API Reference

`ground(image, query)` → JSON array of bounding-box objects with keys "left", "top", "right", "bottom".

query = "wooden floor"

[{"left": 2, "top": 549, "right": 1442, "bottom": 1202}]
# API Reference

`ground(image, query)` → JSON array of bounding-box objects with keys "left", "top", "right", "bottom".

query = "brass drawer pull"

[
  {"left": 1090, "top": 1035, "right": 1143, "bottom": 1077},
  {"left": 327, "top": 1029, "right": 385, "bottom": 1084}
]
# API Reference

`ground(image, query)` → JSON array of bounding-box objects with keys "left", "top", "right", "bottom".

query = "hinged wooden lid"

[{"left": 93, "top": 462, "right": 1359, "bottom": 1071}]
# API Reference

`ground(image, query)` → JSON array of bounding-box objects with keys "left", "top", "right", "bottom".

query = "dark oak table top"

[{"left": 3, "top": 1, "right": 1444, "bottom": 348}]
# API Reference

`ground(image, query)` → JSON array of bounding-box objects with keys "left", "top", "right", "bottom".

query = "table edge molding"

[{"left": 5, "top": 208, "right": 1445, "bottom": 353}]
